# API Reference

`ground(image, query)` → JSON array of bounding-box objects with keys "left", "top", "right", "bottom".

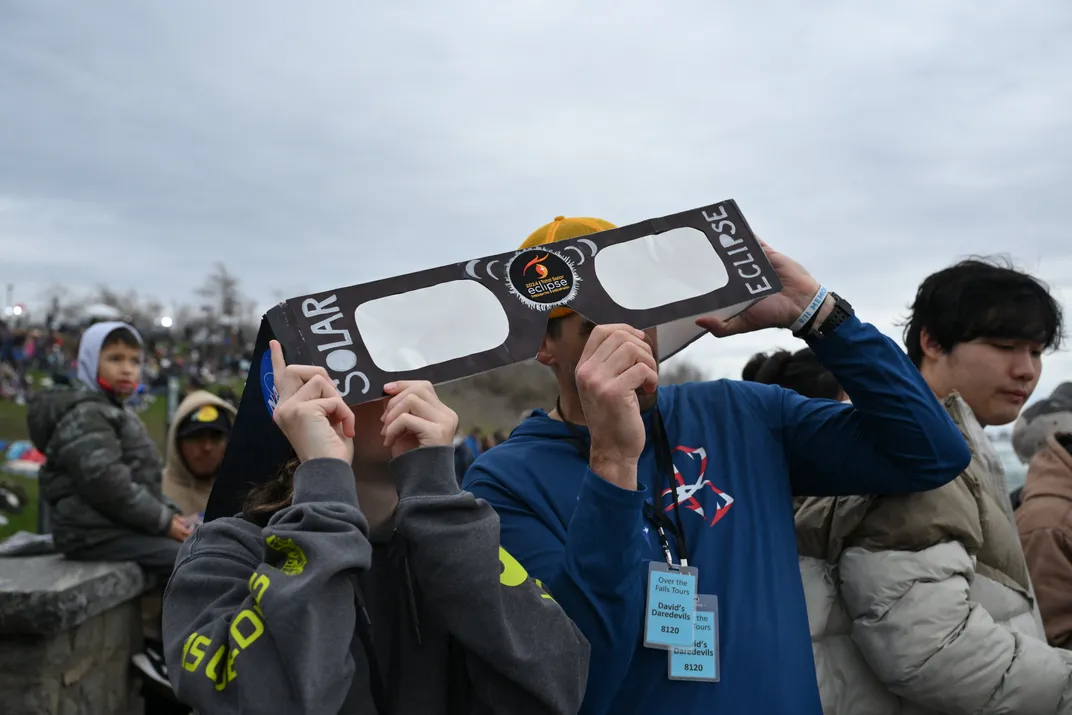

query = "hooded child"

[{"left": 27, "top": 320, "right": 189, "bottom": 689}]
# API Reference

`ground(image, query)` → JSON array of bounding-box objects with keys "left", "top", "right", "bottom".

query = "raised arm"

[
  {"left": 162, "top": 458, "right": 373, "bottom": 714},
  {"left": 692, "top": 241, "right": 970, "bottom": 498},
  {"left": 393, "top": 446, "right": 590, "bottom": 715},
  {"left": 781, "top": 314, "right": 971, "bottom": 495}
]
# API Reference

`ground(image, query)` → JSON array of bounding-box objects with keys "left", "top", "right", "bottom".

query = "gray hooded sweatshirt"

[{"left": 162, "top": 446, "right": 590, "bottom": 714}]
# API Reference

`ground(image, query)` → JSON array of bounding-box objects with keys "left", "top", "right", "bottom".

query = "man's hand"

[
  {"left": 167, "top": 514, "right": 193, "bottom": 542},
  {"left": 696, "top": 239, "right": 833, "bottom": 337},
  {"left": 575, "top": 324, "right": 659, "bottom": 491}
]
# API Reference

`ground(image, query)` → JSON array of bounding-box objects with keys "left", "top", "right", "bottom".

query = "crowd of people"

[
  {"left": 0, "top": 320, "right": 250, "bottom": 404},
  {"left": 6, "top": 215, "right": 1072, "bottom": 714}
]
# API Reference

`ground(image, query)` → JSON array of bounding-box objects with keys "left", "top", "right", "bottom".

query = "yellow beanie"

[{"left": 520, "top": 215, "right": 616, "bottom": 319}]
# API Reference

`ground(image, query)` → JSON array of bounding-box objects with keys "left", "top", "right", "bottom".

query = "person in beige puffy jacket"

[{"left": 747, "top": 259, "right": 1072, "bottom": 715}]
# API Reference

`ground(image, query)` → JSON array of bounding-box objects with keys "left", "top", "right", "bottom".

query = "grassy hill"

[{"left": 0, "top": 359, "right": 706, "bottom": 446}]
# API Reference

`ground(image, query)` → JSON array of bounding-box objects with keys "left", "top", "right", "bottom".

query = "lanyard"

[
  {"left": 651, "top": 407, "right": 690, "bottom": 567},
  {"left": 555, "top": 398, "right": 691, "bottom": 568}
]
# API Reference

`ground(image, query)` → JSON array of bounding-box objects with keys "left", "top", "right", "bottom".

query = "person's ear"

[
  {"left": 536, "top": 334, "right": 556, "bottom": 367},
  {"left": 919, "top": 328, "right": 945, "bottom": 362}
]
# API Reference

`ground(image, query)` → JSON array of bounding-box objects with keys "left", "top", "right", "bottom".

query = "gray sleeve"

[
  {"left": 53, "top": 404, "right": 172, "bottom": 534},
  {"left": 392, "top": 446, "right": 590, "bottom": 715},
  {"left": 162, "top": 458, "right": 372, "bottom": 715}
]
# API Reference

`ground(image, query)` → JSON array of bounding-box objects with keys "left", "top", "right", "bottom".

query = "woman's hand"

[
  {"left": 269, "top": 339, "right": 356, "bottom": 463},
  {"left": 380, "top": 381, "right": 459, "bottom": 459}
]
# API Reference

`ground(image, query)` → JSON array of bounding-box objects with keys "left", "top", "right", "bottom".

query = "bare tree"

[
  {"left": 189, "top": 263, "right": 262, "bottom": 357},
  {"left": 196, "top": 263, "right": 242, "bottom": 322},
  {"left": 37, "top": 284, "right": 79, "bottom": 326},
  {"left": 88, "top": 286, "right": 162, "bottom": 328},
  {"left": 169, "top": 301, "right": 197, "bottom": 331}
]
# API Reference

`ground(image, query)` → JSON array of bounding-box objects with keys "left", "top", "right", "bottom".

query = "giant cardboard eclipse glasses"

[
  {"left": 204, "top": 199, "right": 781, "bottom": 520},
  {"left": 264, "top": 198, "right": 780, "bottom": 406}
]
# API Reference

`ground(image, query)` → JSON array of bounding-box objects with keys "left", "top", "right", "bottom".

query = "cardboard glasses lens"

[
  {"left": 357, "top": 228, "right": 727, "bottom": 372},
  {"left": 205, "top": 198, "right": 783, "bottom": 523},
  {"left": 595, "top": 227, "right": 728, "bottom": 311},
  {"left": 355, "top": 280, "right": 510, "bottom": 372}
]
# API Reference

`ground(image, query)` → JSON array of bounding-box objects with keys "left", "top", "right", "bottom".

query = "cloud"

[{"left": 1, "top": 0, "right": 1069, "bottom": 398}]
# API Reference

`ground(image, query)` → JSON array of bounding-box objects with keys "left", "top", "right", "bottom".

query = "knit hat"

[
  {"left": 520, "top": 215, "right": 616, "bottom": 319},
  {"left": 1012, "top": 382, "right": 1072, "bottom": 463}
]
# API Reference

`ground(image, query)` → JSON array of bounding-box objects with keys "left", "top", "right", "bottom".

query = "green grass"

[{"left": 0, "top": 397, "right": 170, "bottom": 451}]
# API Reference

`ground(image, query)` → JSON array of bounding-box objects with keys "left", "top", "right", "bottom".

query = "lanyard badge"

[
  {"left": 644, "top": 561, "right": 699, "bottom": 650},
  {"left": 642, "top": 410, "right": 701, "bottom": 650},
  {"left": 540, "top": 403, "right": 709, "bottom": 661},
  {"left": 668, "top": 594, "right": 719, "bottom": 682}
]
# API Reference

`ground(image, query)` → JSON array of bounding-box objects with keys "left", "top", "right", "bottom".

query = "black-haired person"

[
  {"left": 742, "top": 347, "right": 845, "bottom": 402},
  {"left": 741, "top": 348, "right": 846, "bottom": 518},
  {"left": 794, "top": 258, "right": 1072, "bottom": 714},
  {"left": 162, "top": 341, "right": 589, "bottom": 714},
  {"left": 27, "top": 321, "right": 187, "bottom": 687}
]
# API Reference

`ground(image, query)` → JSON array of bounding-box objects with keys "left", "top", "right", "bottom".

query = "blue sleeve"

[
  {"left": 465, "top": 465, "right": 647, "bottom": 715},
  {"left": 780, "top": 315, "right": 971, "bottom": 496}
]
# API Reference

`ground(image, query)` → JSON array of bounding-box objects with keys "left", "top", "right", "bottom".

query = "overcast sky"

[{"left": 2, "top": 0, "right": 1070, "bottom": 404}]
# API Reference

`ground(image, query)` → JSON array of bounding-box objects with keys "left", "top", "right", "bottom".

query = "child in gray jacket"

[{"left": 162, "top": 340, "right": 589, "bottom": 714}]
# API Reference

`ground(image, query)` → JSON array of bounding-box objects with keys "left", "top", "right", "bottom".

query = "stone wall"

[{"left": 0, "top": 556, "right": 146, "bottom": 715}]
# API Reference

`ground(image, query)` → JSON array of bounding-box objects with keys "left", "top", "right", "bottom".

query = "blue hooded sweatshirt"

[{"left": 463, "top": 315, "right": 971, "bottom": 715}]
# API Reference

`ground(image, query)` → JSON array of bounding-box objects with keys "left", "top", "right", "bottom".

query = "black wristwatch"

[{"left": 793, "top": 292, "right": 853, "bottom": 340}]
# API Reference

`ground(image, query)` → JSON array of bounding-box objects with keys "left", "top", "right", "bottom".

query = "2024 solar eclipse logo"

[
  {"left": 524, "top": 253, "right": 551, "bottom": 278},
  {"left": 505, "top": 247, "right": 580, "bottom": 311}
]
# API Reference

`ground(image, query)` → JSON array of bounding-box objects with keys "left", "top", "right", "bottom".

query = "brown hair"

[{"left": 242, "top": 457, "right": 298, "bottom": 523}]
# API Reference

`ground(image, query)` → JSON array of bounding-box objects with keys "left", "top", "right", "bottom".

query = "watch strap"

[{"left": 806, "top": 293, "right": 854, "bottom": 340}]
